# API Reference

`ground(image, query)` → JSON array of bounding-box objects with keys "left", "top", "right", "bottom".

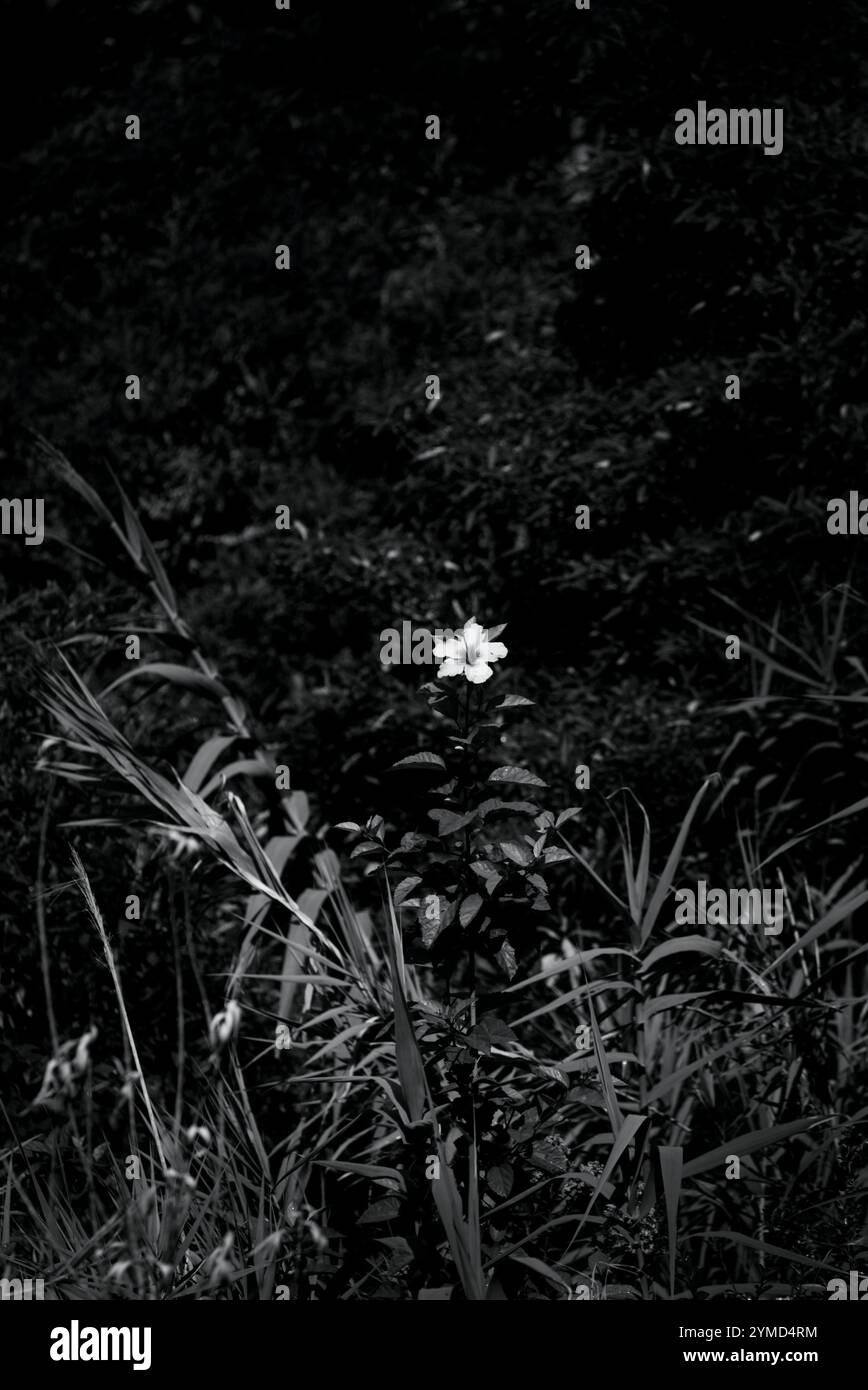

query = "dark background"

[{"left": 2, "top": 0, "right": 868, "bottom": 1299}]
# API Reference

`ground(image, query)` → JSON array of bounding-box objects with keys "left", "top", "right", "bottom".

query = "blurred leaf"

[
  {"left": 182, "top": 735, "right": 237, "bottom": 794},
  {"left": 99, "top": 663, "right": 229, "bottom": 701}
]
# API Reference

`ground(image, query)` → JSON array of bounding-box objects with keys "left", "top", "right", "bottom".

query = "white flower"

[
  {"left": 33, "top": 1027, "right": 98, "bottom": 1104},
  {"left": 432, "top": 617, "right": 507, "bottom": 685},
  {"left": 73, "top": 1027, "right": 98, "bottom": 1075},
  {"left": 184, "top": 1124, "right": 212, "bottom": 1148},
  {"left": 209, "top": 1000, "right": 241, "bottom": 1049}
]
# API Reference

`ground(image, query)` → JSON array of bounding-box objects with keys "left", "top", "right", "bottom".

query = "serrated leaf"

[
  {"left": 494, "top": 693, "right": 533, "bottom": 708},
  {"left": 419, "top": 894, "right": 446, "bottom": 947},
  {"left": 487, "top": 1162, "right": 514, "bottom": 1198},
  {"left": 399, "top": 832, "right": 429, "bottom": 852},
  {"left": 391, "top": 752, "right": 447, "bottom": 772},
  {"left": 488, "top": 766, "right": 547, "bottom": 788},
  {"left": 459, "top": 893, "right": 483, "bottom": 928},
  {"left": 529, "top": 1140, "right": 569, "bottom": 1175},
  {"left": 467, "top": 1015, "right": 517, "bottom": 1055}
]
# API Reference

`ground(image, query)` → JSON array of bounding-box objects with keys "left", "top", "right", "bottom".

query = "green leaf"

[
  {"left": 284, "top": 789, "right": 310, "bottom": 832},
  {"left": 466, "top": 1015, "right": 518, "bottom": 1055},
  {"left": 399, "top": 832, "right": 429, "bottom": 852},
  {"left": 638, "top": 777, "right": 715, "bottom": 947},
  {"left": 99, "top": 663, "right": 229, "bottom": 701},
  {"left": 428, "top": 808, "right": 477, "bottom": 836},
  {"left": 496, "top": 939, "right": 517, "bottom": 979},
  {"left": 391, "top": 752, "right": 447, "bottom": 772},
  {"left": 659, "top": 1146, "right": 683, "bottom": 1298},
  {"left": 182, "top": 735, "right": 237, "bottom": 794},
  {"left": 529, "top": 1140, "right": 568, "bottom": 1175},
  {"left": 543, "top": 846, "right": 572, "bottom": 864},
  {"left": 350, "top": 843, "right": 382, "bottom": 859},
  {"left": 471, "top": 859, "right": 499, "bottom": 879},
  {"left": 488, "top": 765, "right": 547, "bottom": 788},
  {"left": 640, "top": 936, "right": 723, "bottom": 972},
  {"left": 394, "top": 875, "right": 423, "bottom": 906},
  {"left": 358, "top": 1196, "right": 402, "bottom": 1224},
  {"left": 419, "top": 895, "right": 447, "bottom": 947},
  {"left": 477, "top": 800, "right": 540, "bottom": 822},
  {"left": 692, "top": 1231, "right": 844, "bottom": 1275},
  {"left": 577, "top": 1114, "right": 647, "bottom": 1232},
  {"left": 500, "top": 840, "right": 533, "bottom": 866},
  {"left": 494, "top": 694, "right": 533, "bottom": 708},
  {"left": 200, "top": 758, "right": 272, "bottom": 799},
  {"left": 682, "top": 1117, "right": 823, "bottom": 1180},
  {"left": 487, "top": 1163, "right": 514, "bottom": 1198},
  {"left": 459, "top": 893, "right": 483, "bottom": 927},
  {"left": 382, "top": 879, "right": 429, "bottom": 1128}
]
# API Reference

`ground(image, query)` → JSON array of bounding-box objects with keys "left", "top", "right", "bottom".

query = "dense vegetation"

[{"left": 3, "top": 0, "right": 868, "bottom": 1298}]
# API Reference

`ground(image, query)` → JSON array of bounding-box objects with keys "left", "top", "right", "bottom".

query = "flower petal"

[
  {"left": 433, "top": 638, "right": 464, "bottom": 661},
  {"left": 465, "top": 662, "right": 493, "bottom": 684},
  {"left": 437, "top": 657, "right": 465, "bottom": 678},
  {"left": 483, "top": 642, "right": 508, "bottom": 662},
  {"left": 462, "top": 622, "right": 485, "bottom": 664}
]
